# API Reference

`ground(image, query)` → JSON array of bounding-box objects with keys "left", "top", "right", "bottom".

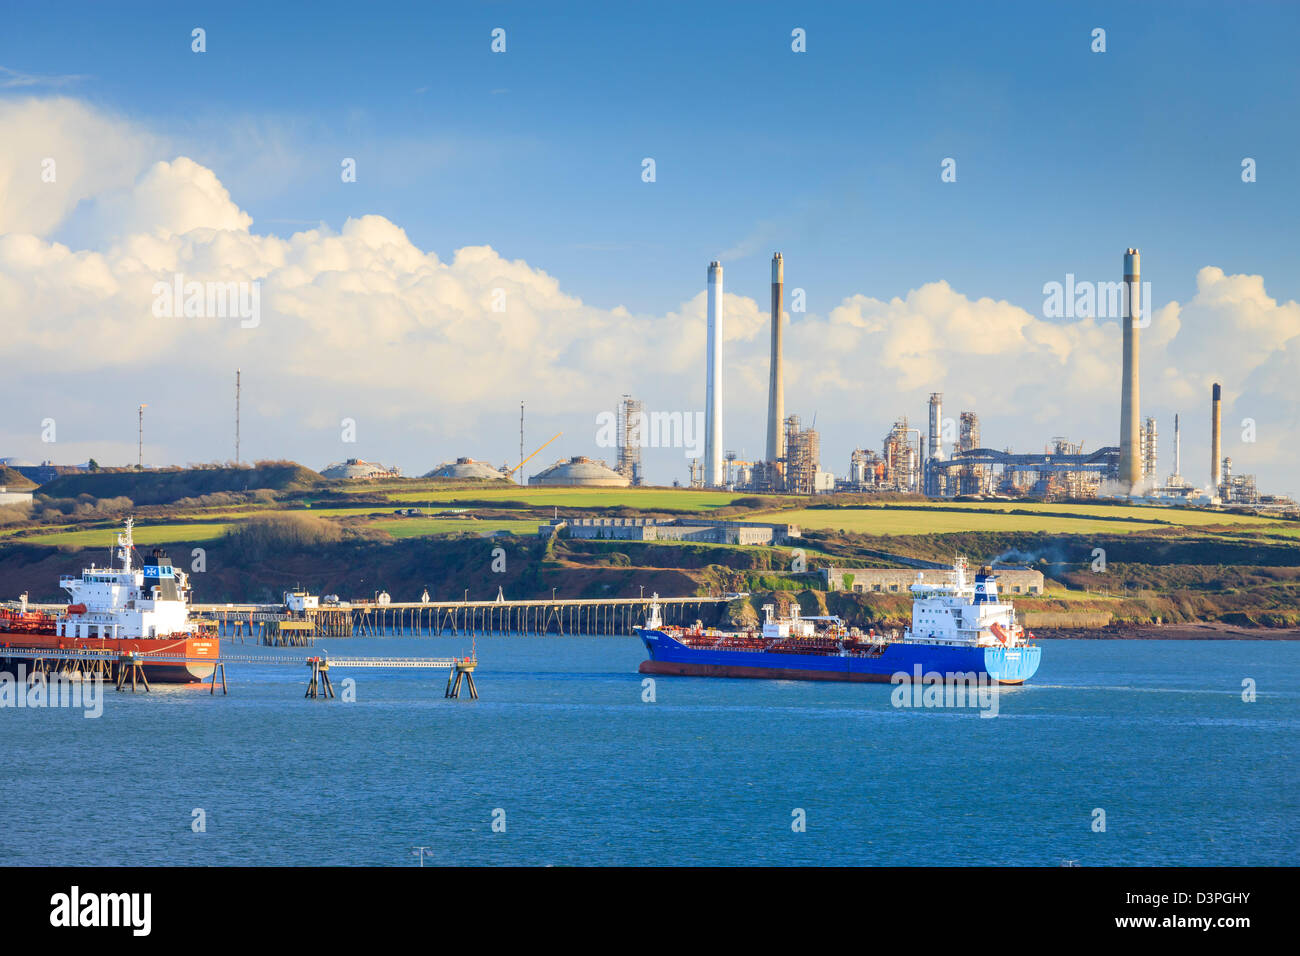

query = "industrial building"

[
  {"left": 422, "top": 458, "right": 508, "bottom": 480},
  {"left": 838, "top": 418, "right": 921, "bottom": 493},
  {"left": 615, "top": 395, "right": 644, "bottom": 486},
  {"left": 1141, "top": 416, "right": 1158, "bottom": 486},
  {"left": 675, "top": 244, "right": 1291, "bottom": 510},
  {"left": 822, "top": 566, "right": 1044, "bottom": 596},
  {"left": 782, "top": 415, "right": 826, "bottom": 494},
  {"left": 539, "top": 515, "right": 800, "bottom": 546},
  {"left": 0, "top": 485, "right": 34, "bottom": 507},
  {"left": 846, "top": 448, "right": 885, "bottom": 489},
  {"left": 530, "top": 456, "right": 630, "bottom": 487},
  {"left": 923, "top": 439, "right": 1118, "bottom": 500}
]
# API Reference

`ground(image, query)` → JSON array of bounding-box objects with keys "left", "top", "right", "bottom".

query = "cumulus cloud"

[
  {"left": 0, "top": 97, "right": 162, "bottom": 237},
  {"left": 0, "top": 97, "right": 1297, "bottom": 495},
  {"left": 61, "top": 157, "right": 253, "bottom": 247}
]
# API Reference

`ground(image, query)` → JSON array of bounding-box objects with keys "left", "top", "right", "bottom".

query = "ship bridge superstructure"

[
  {"left": 56, "top": 518, "right": 195, "bottom": 641},
  {"left": 905, "top": 556, "right": 1028, "bottom": 647}
]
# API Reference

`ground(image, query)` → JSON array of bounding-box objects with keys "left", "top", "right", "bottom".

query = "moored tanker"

[
  {"left": 0, "top": 518, "right": 217, "bottom": 683},
  {"left": 636, "top": 556, "right": 1040, "bottom": 685}
]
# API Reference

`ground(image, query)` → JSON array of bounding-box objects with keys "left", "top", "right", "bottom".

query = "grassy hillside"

[
  {"left": 0, "top": 467, "right": 37, "bottom": 490},
  {"left": 1, "top": 479, "right": 1297, "bottom": 630},
  {"left": 37, "top": 461, "right": 322, "bottom": 505}
]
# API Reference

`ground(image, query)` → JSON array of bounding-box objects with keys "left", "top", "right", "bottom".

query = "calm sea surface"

[{"left": 1, "top": 637, "right": 1296, "bottom": 866}]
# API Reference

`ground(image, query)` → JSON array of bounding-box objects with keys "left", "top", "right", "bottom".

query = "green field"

[
  {"left": 16, "top": 515, "right": 540, "bottom": 547},
  {"left": 18, "top": 522, "right": 233, "bottom": 548},
  {"left": 889, "top": 501, "right": 1280, "bottom": 527},
  {"left": 755, "top": 508, "right": 1170, "bottom": 536},
  {"left": 11, "top": 480, "right": 1295, "bottom": 551},
  {"left": 369, "top": 517, "right": 539, "bottom": 539},
  {"left": 371, "top": 487, "right": 752, "bottom": 510}
]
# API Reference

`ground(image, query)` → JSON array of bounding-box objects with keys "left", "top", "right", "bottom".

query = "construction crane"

[{"left": 507, "top": 432, "right": 562, "bottom": 481}]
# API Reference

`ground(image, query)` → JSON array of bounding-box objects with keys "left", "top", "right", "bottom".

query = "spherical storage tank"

[
  {"left": 529, "top": 456, "right": 629, "bottom": 487},
  {"left": 320, "top": 458, "right": 399, "bottom": 480},
  {"left": 422, "top": 457, "right": 507, "bottom": 480}
]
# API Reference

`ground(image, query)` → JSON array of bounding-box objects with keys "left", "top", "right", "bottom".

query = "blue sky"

[
  {"left": 1, "top": 1, "right": 1298, "bottom": 491},
  {"left": 7, "top": 0, "right": 1297, "bottom": 311}
]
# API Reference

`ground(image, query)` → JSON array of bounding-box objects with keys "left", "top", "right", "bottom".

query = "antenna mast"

[
  {"left": 137, "top": 404, "right": 147, "bottom": 469},
  {"left": 235, "top": 369, "right": 241, "bottom": 463},
  {"left": 519, "top": 401, "right": 525, "bottom": 487}
]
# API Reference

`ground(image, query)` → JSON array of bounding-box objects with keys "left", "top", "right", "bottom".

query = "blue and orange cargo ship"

[{"left": 636, "top": 557, "right": 1041, "bottom": 685}]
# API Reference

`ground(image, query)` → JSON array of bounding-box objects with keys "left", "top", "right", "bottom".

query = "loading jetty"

[
  {"left": 0, "top": 646, "right": 482, "bottom": 699},
  {"left": 182, "top": 594, "right": 733, "bottom": 644}
]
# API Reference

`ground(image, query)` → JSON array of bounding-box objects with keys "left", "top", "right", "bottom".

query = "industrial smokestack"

[
  {"left": 1173, "top": 413, "right": 1181, "bottom": 479},
  {"left": 1118, "top": 248, "right": 1142, "bottom": 492},
  {"left": 1211, "top": 382, "right": 1222, "bottom": 494},
  {"left": 765, "top": 252, "right": 785, "bottom": 471},
  {"left": 705, "top": 261, "right": 723, "bottom": 487}
]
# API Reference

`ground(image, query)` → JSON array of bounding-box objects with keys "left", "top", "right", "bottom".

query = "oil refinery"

[
  {"left": 7, "top": 246, "right": 1293, "bottom": 514},
  {"left": 656, "top": 246, "right": 1295, "bottom": 512}
]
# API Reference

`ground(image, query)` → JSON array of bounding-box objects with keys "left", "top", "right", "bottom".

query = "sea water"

[{"left": 0, "top": 637, "right": 1295, "bottom": 866}]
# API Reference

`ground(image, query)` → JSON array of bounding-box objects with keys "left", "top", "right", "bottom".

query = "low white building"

[
  {"left": 284, "top": 590, "right": 319, "bottom": 612},
  {"left": 0, "top": 486, "right": 33, "bottom": 507}
]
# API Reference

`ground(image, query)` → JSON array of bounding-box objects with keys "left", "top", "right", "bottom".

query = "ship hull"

[
  {"left": 636, "top": 629, "right": 1040, "bottom": 685},
  {"left": 0, "top": 634, "right": 219, "bottom": 684}
]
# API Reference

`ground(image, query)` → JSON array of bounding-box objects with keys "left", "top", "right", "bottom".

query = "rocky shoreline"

[{"left": 1034, "top": 623, "right": 1300, "bottom": 641}]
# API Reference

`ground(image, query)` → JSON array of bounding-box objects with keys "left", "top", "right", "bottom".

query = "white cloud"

[
  {"left": 0, "top": 97, "right": 162, "bottom": 238},
  {"left": 0, "top": 66, "right": 89, "bottom": 90},
  {"left": 0, "top": 97, "right": 1297, "bottom": 496},
  {"left": 62, "top": 157, "right": 253, "bottom": 247}
]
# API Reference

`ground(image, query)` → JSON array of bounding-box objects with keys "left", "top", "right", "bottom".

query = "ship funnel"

[{"left": 973, "top": 567, "right": 999, "bottom": 605}]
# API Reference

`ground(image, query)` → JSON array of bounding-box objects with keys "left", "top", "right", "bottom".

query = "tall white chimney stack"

[{"left": 705, "top": 261, "right": 723, "bottom": 487}]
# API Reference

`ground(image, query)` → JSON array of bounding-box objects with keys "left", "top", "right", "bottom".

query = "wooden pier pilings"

[
  {"left": 339, "top": 597, "right": 715, "bottom": 638},
  {"left": 190, "top": 596, "right": 727, "bottom": 639}
]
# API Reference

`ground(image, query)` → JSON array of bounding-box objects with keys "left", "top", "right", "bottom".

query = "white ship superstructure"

[
  {"left": 904, "top": 556, "right": 1030, "bottom": 647},
  {"left": 57, "top": 518, "right": 196, "bottom": 640}
]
